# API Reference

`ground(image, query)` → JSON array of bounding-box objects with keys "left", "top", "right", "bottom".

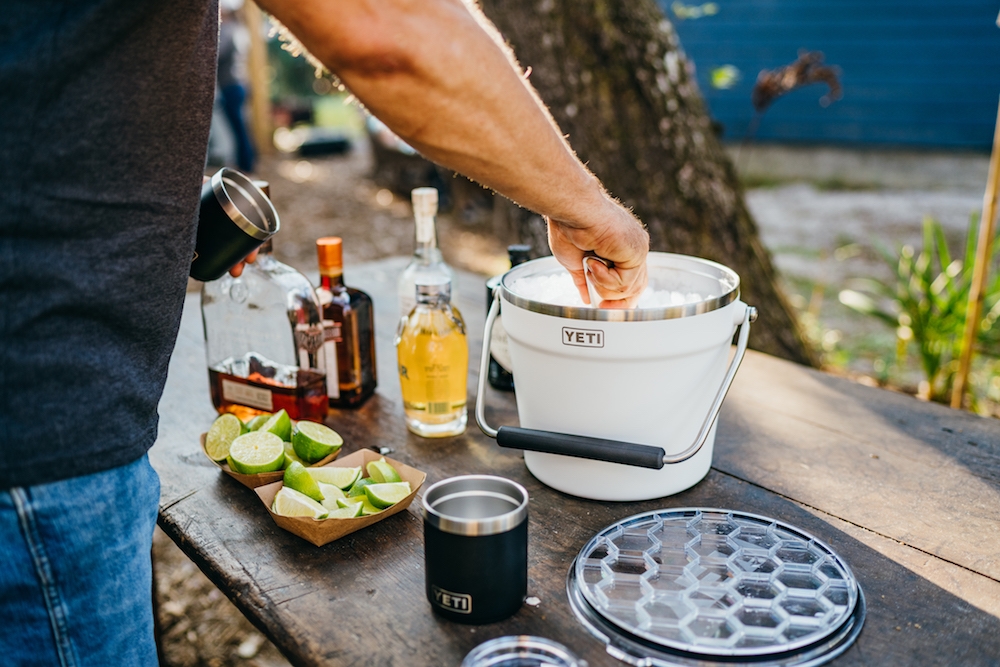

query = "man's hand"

[
  {"left": 547, "top": 196, "right": 649, "bottom": 309},
  {"left": 228, "top": 247, "right": 259, "bottom": 278}
]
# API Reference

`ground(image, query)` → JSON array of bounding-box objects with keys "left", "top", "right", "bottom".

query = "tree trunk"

[{"left": 479, "top": 0, "right": 817, "bottom": 366}]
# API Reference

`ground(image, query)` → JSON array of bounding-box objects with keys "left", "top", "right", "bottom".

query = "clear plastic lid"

[{"left": 461, "top": 635, "right": 586, "bottom": 667}]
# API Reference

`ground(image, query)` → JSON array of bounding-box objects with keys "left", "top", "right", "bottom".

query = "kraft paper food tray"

[
  {"left": 255, "top": 449, "right": 426, "bottom": 547},
  {"left": 200, "top": 433, "right": 340, "bottom": 489}
]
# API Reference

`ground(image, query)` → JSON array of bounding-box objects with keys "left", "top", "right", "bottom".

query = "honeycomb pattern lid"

[{"left": 568, "top": 508, "right": 865, "bottom": 666}]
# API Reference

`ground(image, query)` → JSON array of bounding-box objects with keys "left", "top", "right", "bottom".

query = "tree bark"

[{"left": 479, "top": 0, "right": 817, "bottom": 366}]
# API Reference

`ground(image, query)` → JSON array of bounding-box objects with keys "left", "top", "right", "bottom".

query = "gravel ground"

[{"left": 157, "top": 139, "right": 989, "bottom": 665}]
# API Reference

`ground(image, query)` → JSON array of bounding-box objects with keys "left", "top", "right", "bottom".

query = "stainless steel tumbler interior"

[
  {"left": 423, "top": 476, "right": 528, "bottom": 624},
  {"left": 191, "top": 168, "right": 279, "bottom": 281}
]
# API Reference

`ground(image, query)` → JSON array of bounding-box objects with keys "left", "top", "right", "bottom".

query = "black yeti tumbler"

[
  {"left": 190, "top": 168, "right": 279, "bottom": 282},
  {"left": 422, "top": 475, "right": 529, "bottom": 624}
]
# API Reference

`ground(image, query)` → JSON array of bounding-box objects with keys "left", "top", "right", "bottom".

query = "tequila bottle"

[
  {"left": 316, "top": 237, "right": 378, "bottom": 408},
  {"left": 398, "top": 187, "right": 454, "bottom": 318},
  {"left": 201, "top": 239, "right": 328, "bottom": 422},
  {"left": 396, "top": 279, "right": 468, "bottom": 437}
]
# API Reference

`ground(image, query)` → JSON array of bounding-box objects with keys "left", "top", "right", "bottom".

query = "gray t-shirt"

[{"left": 0, "top": 0, "right": 219, "bottom": 488}]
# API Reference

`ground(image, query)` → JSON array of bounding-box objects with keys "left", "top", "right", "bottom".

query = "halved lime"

[
  {"left": 366, "top": 458, "right": 402, "bottom": 484},
  {"left": 205, "top": 414, "right": 246, "bottom": 462},
  {"left": 246, "top": 413, "right": 271, "bottom": 432},
  {"left": 318, "top": 483, "right": 347, "bottom": 511},
  {"left": 338, "top": 496, "right": 382, "bottom": 515},
  {"left": 324, "top": 503, "right": 364, "bottom": 519},
  {"left": 283, "top": 461, "right": 324, "bottom": 502},
  {"left": 308, "top": 466, "right": 361, "bottom": 490},
  {"left": 227, "top": 431, "right": 285, "bottom": 474},
  {"left": 260, "top": 409, "right": 292, "bottom": 442},
  {"left": 272, "top": 487, "right": 328, "bottom": 519},
  {"left": 364, "top": 482, "right": 412, "bottom": 509},
  {"left": 347, "top": 477, "right": 375, "bottom": 498},
  {"left": 292, "top": 421, "right": 343, "bottom": 463}
]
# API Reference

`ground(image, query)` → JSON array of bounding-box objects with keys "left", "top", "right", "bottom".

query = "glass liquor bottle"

[
  {"left": 201, "top": 239, "right": 328, "bottom": 422},
  {"left": 316, "top": 237, "right": 378, "bottom": 408},
  {"left": 395, "top": 279, "right": 468, "bottom": 437},
  {"left": 486, "top": 244, "right": 532, "bottom": 392},
  {"left": 398, "top": 187, "right": 454, "bottom": 318}
]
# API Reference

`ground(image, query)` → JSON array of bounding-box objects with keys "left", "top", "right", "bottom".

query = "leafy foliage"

[{"left": 838, "top": 214, "right": 1000, "bottom": 404}]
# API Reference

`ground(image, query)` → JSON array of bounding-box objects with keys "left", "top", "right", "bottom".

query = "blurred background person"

[{"left": 216, "top": 0, "right": 256, "bottom": 172}]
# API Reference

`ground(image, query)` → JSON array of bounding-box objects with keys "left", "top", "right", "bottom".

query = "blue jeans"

[{"left": 0, "top": 455, "right": 160, "bottom": 667}]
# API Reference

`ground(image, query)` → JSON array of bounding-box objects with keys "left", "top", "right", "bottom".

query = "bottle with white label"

[
  {"left": 398, "top": 187, "right": 454, "bottom": 318},
  {"left": 316, "top": 237, "right": 377, "bottom": 408},
  {"left": 200, "top": 238, "right": 328, "bottom": 422},
  {"left": 487, "top": 244, "right": 532, "bottom": 392}
]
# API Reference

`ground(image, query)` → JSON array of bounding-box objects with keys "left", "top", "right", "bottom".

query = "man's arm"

[{"left": 256, "top": 0, "right": 648, "bottom": 306}]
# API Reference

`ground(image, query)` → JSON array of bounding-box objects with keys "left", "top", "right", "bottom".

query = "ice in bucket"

[{"left": 511, "top": 271, "right": 703, "bottom": 308}]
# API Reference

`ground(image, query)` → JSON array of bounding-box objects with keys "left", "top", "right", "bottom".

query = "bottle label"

[
  {"left": 489, "top": 315, "right": 513, "bottom": 372},
  {"left": 221, "top": 379, "right": 273, "bottom": 412},
  {"left": 323, "top": 319, "right": 340, "bottom": 399}
]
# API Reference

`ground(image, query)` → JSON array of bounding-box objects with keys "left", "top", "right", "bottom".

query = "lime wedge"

[
  {"left": 325, "top": 503, "right": 364, "bottom": 519},
  {"left": 318, "top": 483, "right": 347, "bottom": 511},
  {"left": 308, "top": 466, "right": 361, "bottom": 490},
  {"left": 284, "top": 461, "right": 325, "bottom": 502},
  {"left": 366, "top": 457, "right": 402, "bottom": 484},
  {"left": 338, "top": 496, "right": 382, "bottom": 515},
  {"left": 227, "top": 431, "right": 285, "bottom": 474},
  {"left": 347, "top": 477, "right": 375, "bottom": 498},
  {"left": 272, "top": 487, "right": 329, "bottom": 519},
  {"left": 205, "top": 414, "right": 246, "bottom": 462},
  {"left": 292, "top": 421, "right": 343, "bottom": 463},
  {"left": 282, "top": 442, "right": 306, "bottom": 469},
  {"left": 246, "top": 413, "right": 272, "bottom": 432},
  {"left": 260, "top": 409, "right": 292, "bottom": 442},
  {"left": 364, "top": 482, "right": 412, "bottom": 509}
]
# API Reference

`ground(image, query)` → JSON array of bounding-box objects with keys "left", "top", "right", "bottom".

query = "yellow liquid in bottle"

[{"left": 396, "top": 303, "right": 468, "bottom": 437}]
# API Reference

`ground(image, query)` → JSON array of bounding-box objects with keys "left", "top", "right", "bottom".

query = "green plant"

[{"left": 838, "top": 214, "right": 1000, "bottom": 404}]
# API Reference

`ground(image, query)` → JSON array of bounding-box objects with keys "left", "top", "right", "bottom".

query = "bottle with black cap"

[{"left": 486, "top": 244, "right": 532, "bottom": 392}]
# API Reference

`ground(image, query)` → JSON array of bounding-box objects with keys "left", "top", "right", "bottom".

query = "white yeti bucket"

[{"left": 475, "top": 252, "right": 756, "bottom": 502}]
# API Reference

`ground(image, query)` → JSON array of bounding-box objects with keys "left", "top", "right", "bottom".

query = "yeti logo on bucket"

[{"left": 562, "top": 327, "right": 604, "bottom": 348}]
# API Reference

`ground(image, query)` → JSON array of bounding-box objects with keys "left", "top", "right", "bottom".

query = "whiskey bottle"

[
  {"left": 316, "top": 237, "right": 377, "bottom": 408},
  {"left": 398, "top": 187, "right": 454, "bottom": 318},
  {"left": 487, "top": 244, "right": 532, "bottom": 392},
  {"left": 201, "top": 239, "right": 328, "bottom": 422},
  {"left": 395, "top": 279, "right": 468, "bottom": 437}
]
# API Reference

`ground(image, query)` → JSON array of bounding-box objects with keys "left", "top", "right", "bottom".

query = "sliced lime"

[
  {"left": 347, "top": 477, "right": 375, "bottom": 498},
  {"left": 260, "top": 409, "right": 292, "bottom": 442},
  {"left": 364, "top": 482, "right": 412, "bottom": 509},
  {"left": 246, "top": 413, "right": 272, "bottom": 432},
  {"left": 308, "top": 466, "right": 361, "bottom": 490},
  {"left": 318, "top": 483, "right": 347, "bottom": 511},
  {"left": 338, "top": 496, "right": 382, "bottom": 515},
  {"left": 272, "top": 487, "right": 328, "bottom": 519},
  {"left": 205, "top": 414, "right": 246, "bottom": 462},
  {"left": 292, "top": 421, "right": 343, "bottom": 463},
  {"left": 283, "top": 461, "right": 325, "bottom": 502},
  {"left": 282, "top": 442, "right": 306, "bottom": 469},
  {"left": 227, "top": 431, "right": 285, "bottom": 474},
  {"left": 366, "top": 457, "right": 402, "bottom": 484},
  {"left": 325, "top": 504, "right": 364, "bottom": 519}
]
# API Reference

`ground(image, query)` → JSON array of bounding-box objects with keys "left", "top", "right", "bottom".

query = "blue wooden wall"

[{"left": 660, "top": 0, "right": 1000, "bottom": 149}]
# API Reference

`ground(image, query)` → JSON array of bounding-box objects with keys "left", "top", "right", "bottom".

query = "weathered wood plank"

[{"left": 153, "top": 258, "right": 1000, "bottom": 667}]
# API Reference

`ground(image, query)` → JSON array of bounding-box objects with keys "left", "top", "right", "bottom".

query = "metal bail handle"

[{"left": 475, "top": 289, "right": 757, "bottom": 470}]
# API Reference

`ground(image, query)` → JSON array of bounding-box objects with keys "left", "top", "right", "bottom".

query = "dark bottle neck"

[{"left": 320, "top": 271, "right": 346, "bottom": 290}]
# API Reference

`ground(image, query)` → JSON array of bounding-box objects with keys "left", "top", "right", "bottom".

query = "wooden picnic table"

[{"left": 153, "top": 257, "right": 1000, "bottom": 667}]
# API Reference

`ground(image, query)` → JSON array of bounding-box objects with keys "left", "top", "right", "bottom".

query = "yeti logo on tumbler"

[{"left": 432, "top": 586, "right": 472, "bottom": 614}]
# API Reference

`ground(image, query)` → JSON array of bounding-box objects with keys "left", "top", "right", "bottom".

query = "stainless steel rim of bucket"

[
  {"left": 500, "top": 253, "right": 740, "bottom": 322},
  {"left": 565, "top": 508, "right": 867, "bottom": 667}
]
